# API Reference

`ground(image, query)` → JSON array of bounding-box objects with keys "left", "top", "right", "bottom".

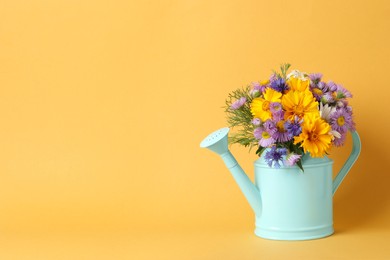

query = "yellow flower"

[
  {"left": 251, "top": 88, "right": 282, "bottom": 121},
  {"left": 282, "top": 90, "right": 319, "bottom": 121},
  {"left": 294, "top": 114, "right": 332, "bottom": 157},
  {"left": 287, "top": 76, "right": 310, "bottom": 92}
]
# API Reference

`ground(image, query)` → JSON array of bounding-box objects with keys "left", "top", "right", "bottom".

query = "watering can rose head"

[{"left": 225, "top": 64, "right": 355, "bottom": 171}]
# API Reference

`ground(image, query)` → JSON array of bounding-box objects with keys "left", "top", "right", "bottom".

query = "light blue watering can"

[{"left": 200, "top": 127, "right": 361, "bottom": 240}]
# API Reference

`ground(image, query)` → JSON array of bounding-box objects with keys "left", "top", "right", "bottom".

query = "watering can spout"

[{"left": 200, "top": 127, "right": 262, "bottom": 216}]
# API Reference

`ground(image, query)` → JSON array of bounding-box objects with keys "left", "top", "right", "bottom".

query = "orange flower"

[
  {"left": 294, "top": 114, "right": 332, "bottom": 157},
  {"left": 282, "top": 89, "right": 319, "bottom": 121}
]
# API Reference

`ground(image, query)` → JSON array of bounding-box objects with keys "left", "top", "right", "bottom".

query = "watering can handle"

[{"left": 332, "top": 131, "right": 361, "bottom": 196}]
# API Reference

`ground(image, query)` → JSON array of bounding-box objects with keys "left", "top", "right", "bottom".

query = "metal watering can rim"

[{"left": 254, "top": 151, "right": 333, "bottom": 169}]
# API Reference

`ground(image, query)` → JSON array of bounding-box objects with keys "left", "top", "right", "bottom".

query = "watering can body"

[
  {"left": 254, "top": 155, "right": 333, "bottom": 240},
  {"left": 200, "top": 127, "right": 361, "bottom": 241}
]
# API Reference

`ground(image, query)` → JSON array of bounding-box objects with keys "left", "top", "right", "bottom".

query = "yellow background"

[{"left": 0, "top": 0, "right": 389, "bottom": 259}]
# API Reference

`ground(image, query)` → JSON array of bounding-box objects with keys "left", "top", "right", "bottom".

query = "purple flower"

[
  {"left": 309, "top": 73, "right": 323, "bottom": 84},
  {"left": 284, "top": 116, "right": 302, "bottom": 137},
  {"left": 252, "top": 81, "right": 261, "bottom": 89},
  {"left": 264, "top": 147, "right": 287, "bottom": 168},
  {"left": 311, "top": 81, "right": 332, "bottom": 102},
  {"left": 252, "top": 118, "right": 261, "bottom": 126},
  {"left": 269, "top": 73, "right": 278, "bottom": 82},
  {"left": 326, "top": 81, "right": 338, "bottom": 92},
  {"left": 333, "top": 131, "right": 347, "bottom": 147},
  {"left": 230, "top": 97, "right": 247, "bottom": 110},
  {"left": 335, "top": 84, "right": 352, "bottom": 99},
  {"left": 270, "top": 102, "right": 282, "bottom": 113},
  {"left": 285, "top": 153, "right": 302, "bottom": 166},
  {"left": 321, "top": 92, "right": 335, "bottom": 104},
  {"left": 270, "top": 78, "right": 289, "bottom": 93},
  {"left": 259, "top": 134, "right": 275, "bottom": 147},
  {"left": 330, "top": 107, "right": 355, "bottom": 133},
  {"left": 272, "top": 120, "right": 292, "bottom": 142},
  {"left": 336, "top": 99, "right": 348, "bottom": 108},
  {"left": 253, "top": 127, "right": 262, "bottom": 139},
  {"left": 264, "top": 120, "right": 277, "bottom": 133},
  {"left": 254, "top": 125, "right": 276, "bottom": 147},
  {"left": 250, "top": 81, "right": 267, "bottom": 96},
  {"left": 270, "top": 102, "right": 284, "bottom": 121},
  {"left": 318, "top": 82, "right": 327, "bottom": 90}
]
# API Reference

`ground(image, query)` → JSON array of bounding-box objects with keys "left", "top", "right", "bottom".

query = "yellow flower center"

[
  {"left": 313, "top": 88, "right": 323, "bottom": 96},
  {"left": 276, "top": 121, "right": 286, "bottom": 132},
  {"left": 262, "top": 101, "right": 270, "bottom": 111},
  {"left": 337, "top": 116, "right": 345, "bottom": 126},
  {"left": 262, "top": 131, "right": 270, "bottom": 139},
  {"left": 309, "top": 132, "right": 319, "bottom": 142}
]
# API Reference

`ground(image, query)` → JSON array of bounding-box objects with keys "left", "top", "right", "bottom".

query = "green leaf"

[
  {"left": 223, "top": 85, "right": 258, "bottom": 150},
  {"left": 280, "top": 63, "right": 291, "bottom": 79},
  {"left": 255, "top": 146, "right": 265, "bottom": 157},
  {"left": 296, "top": 159, "right": 304, "bottom": 172}
]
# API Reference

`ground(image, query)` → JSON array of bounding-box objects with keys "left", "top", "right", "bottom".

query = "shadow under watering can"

[{"left": 200, "top": 127, "right": 361, "bottom": 241}]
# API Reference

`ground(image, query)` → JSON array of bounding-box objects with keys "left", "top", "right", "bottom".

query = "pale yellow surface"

[{"left": 0, "top": 0, "right": 389, "bottom": 259}]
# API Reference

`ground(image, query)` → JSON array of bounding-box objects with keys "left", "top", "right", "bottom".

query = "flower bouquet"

[{"left": 225, "top": 64, "right": 355, "bottom": 171}]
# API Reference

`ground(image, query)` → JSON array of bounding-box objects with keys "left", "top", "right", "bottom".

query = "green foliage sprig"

[{"left": 224, "top": 86, "right": 257, "bottom": 150}]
